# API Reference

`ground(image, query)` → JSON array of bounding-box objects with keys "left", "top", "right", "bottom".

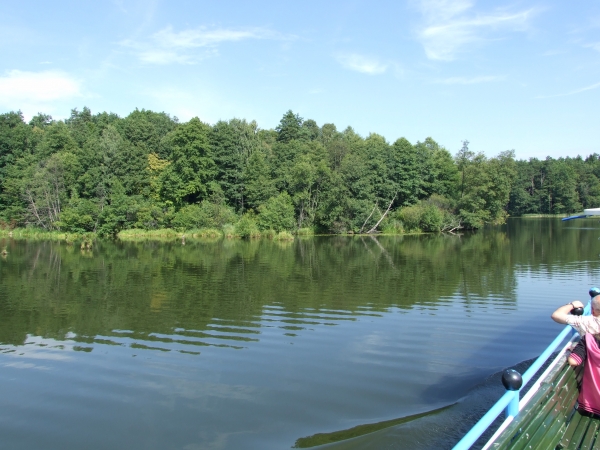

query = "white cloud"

[
  {"left": 138, "top": 49, "right": 198, "bottom": 65},
  {"left": 0, "top": 70, "right": 81, "bottom": 103},
  {"left": 436, "top": 75, "right": 504, "bottom": 84},
  {"left": 4, "top": 361, "right": 51, "bottom": 370},
  {"left": 415, "top": 0, "right": 535, "bottom": 61},
  {"left": 153, "top": 26, "right": 273, "bottom": 48},
  {"left": 122, "top": 25, "right": 286, "bottom": 65},
  {"left": 335, "top": 53, "right": 388, "bottom": 75},
  {"left": 417, "top": 0, "right": 473, "bottom": 22}
]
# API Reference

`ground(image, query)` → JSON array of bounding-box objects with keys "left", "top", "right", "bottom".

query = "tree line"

[{"left": 0, "top": 107, "right": 597, "bottom": 236}]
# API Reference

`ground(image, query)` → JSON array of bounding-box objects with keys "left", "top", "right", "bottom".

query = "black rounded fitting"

[{"left": 502, "top": 369, "right": 523, "bottom": 391}]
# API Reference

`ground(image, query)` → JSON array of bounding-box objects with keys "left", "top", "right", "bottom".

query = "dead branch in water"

[
  {"left": 367, "top": 194, "right": 396, "bottom": 234},
  {"left": 441, "top": 217, "right": 463, "bottom": 234},
  {"left": 360, "top": 204, "right": 379, "bottom": 234}
]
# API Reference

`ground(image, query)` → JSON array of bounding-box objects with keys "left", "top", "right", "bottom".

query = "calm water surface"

[{"left": 1, "top": 218, "right": 599, "bottom": 449}]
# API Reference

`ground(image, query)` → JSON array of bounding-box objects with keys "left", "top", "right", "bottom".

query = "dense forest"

[{"left": 0, "top": 107, "right": 599, "bottom": 237}]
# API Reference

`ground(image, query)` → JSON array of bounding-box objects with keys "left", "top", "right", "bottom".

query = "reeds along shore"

[
  {"left": 0, "top": 227, "right": 300, "bottom": 243},
  {"left": 0, "top": 224, "right": 443, "bottom": 245}
]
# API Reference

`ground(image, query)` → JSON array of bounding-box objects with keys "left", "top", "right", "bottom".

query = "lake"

[{"left": 1, "top": 218, "right": 599, "bottom": 449}]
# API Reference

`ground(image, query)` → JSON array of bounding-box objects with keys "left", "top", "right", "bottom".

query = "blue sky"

[{"left": 0, "top": 0, "right": 599, "bottom": 160}]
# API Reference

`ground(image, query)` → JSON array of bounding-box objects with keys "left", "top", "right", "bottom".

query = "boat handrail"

[{"left": 452, "top": 312, "right": 585, "bottom": 450}]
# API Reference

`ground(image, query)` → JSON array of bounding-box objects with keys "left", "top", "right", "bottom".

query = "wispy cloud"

[
  {"left": 415, "top": 0, "right": 535, "bottom": 61},
  {"left": 436, "top": 75, "right": 504, "bottom": 84},
  {"left": 335, "top": 53, "right": 388, "bottom": 75},
  {"left": 537, "top": 81, "right": 600, "bottom": 99},
  {"left": 122, "top": 25, "right": 289, "bottom": 65},
  {"left": 584, "top": 42, "right": 600, "bottom": 52}
]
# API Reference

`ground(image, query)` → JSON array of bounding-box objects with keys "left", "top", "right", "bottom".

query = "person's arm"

[
  {"left": 551, "top": 301, "right": 585, "bottom": 324},
  {"left": 569, "top": 336, "right": 587, "bottom": 367}
]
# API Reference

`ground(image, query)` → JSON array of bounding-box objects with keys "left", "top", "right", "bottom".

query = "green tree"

[
  {"left": 171, "top": 201, "right": 236, "bottom": 230},
  {"left": 159, "top": 118, "right": 216, "bottom": 206},
  {"left": 483, "top": 150, "right": 517, "bottom": 223},
  {"left": 508, "top": 159, "right": 539, "bottom": 216},
  {"left": 118, "top": 109, "right": 178, "bottom": 158},
  {"left": 257, "top": 192, "right": 296, "bottom": 232},
  {"left": 457, "top": 151, "right": 516, "bottom": 228},
  {"left": 0, "top": 112, "right": 34, "bottom": 207},
  {"left": 34, "top": 121, "right": 78, "bottom": 161},
  {"left": 97, "top": 180, "right": 144, "bottom": 235},
  {"left": 578, "top": 167, "right": 600, "bottom": 209},
  {"left": 302, "top": 119, "right": 320, "bottom": 141},
  {"left": 430, "top": 144, "right": 459, "bottom": 198},
  {"left": 390, "top": 137, "right": 421, "bottom": 206},
  {"left": 456, "top": 156, "right": 490, "bottom": 228},
  {"left": 211, "top": 119, "right": 259, "bottom": 211},
  {"left": 65, "top": 107, "right": 96, "bottom": 148},
  {"left": 22, "top": 151, "right": 82, "bottom": 229},
  {"left": 276, "top": 110, "right": 307, "bottom": 143},
  {"left": 243, "top": 148, "right": 277, "bottom": 210},
  {"left": 287, "top": 144, "right": 330, "bottom": 228},
  {"left": 456, "top": 140, "right": 475, "bottom": 198},
  {"left": 546, "top": 159, "right": 580, "bottom": 214},
  {"left": 59, "top": 195, "right": 100, "bottom": 232},
  {"left": 29, "top": 113, "right": 53, "bottom": 129}
]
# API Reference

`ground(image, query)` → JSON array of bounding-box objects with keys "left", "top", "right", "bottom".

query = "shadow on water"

[
  {"left": 300, "top": 359, "right": 536, "bottom": 450},
  {"left": 297, "top": 317, "right": 556, "bottom": 450},
  {"left": 293, "top": 404, "right": 456, "bottom": 448}
]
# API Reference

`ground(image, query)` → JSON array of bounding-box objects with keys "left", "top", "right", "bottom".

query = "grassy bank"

[
  {"left": 0, "top": 228, "right": 95, "bottom": 243},
  {"left": 0, "top": 224, "right": 440, "bottom": 243}
]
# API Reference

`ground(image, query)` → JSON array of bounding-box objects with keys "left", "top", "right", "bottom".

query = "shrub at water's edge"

[
  {"left": 235, "top": 212, "right": 261, "bottom": 238},
  {"left": 190, "top": 228, "right": 222, "bottom": 238},
  {"left": 274, "top": 231, "right": 294, "bottom": 241},
  {"left": 222, "top": 224, "right": 238, "bottom": 239},
  {"left": 117, "top": 228, "right": 180, "bottom": 240},
  {"left": 262, "top": 229, "right": 277, "bottom": 239}
]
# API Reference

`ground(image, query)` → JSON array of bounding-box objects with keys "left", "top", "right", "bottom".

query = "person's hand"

[
  {"left": 568, "top": 355, "right": 581, "bottom": 367},
  {"left": 571, "top": 300, "right": 585, "bottom": 309}
]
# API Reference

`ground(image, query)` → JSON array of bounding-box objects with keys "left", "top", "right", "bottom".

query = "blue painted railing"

[{"left": 452, "top": 303, "right": 590, "bottom": 450}]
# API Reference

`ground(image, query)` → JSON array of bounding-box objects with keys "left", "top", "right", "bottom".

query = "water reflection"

[{"left": 0, "top": 231, "right": 521, "bottom": 351}]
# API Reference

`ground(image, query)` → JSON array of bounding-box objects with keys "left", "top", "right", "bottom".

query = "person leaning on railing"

[
  {"left": 552, "top": 294, "right": 600, "bottom": 417},
  {"left": 552, "top": 294, "right": 600, "bottom": 335}
]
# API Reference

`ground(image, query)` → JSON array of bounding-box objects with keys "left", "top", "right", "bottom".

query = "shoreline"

[{"left": 0, "top": 227, "right": 432, "bottom": 243}]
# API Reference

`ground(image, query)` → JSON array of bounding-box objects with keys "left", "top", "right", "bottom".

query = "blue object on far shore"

[
  {"left": 563, "top": 208, "right": 600, "bottom": 221},
  {"left": 562, "top": 215, "right": 590, "bottom": 221}
]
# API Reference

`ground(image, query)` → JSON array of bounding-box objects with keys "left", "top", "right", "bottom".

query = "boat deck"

[{"left": 488, "top": 357, "right": 600, "bottom": 449}]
